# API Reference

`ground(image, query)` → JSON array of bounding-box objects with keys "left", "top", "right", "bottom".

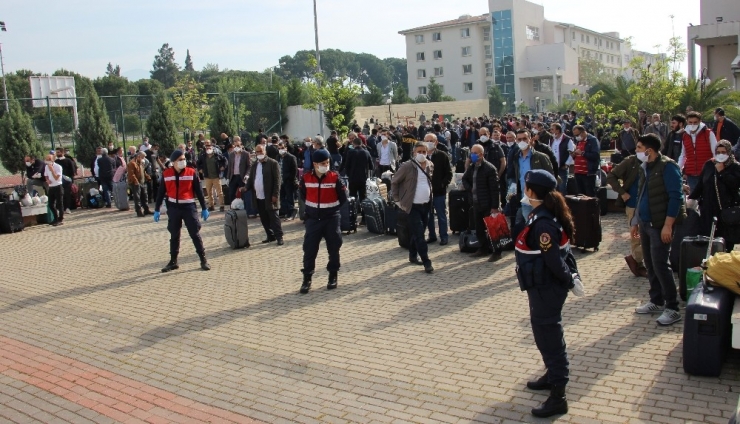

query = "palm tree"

[
  {"left": 678, "top": 78, "right": 734, "bottom": 117},
  {"left": 588, "top": 76, "right": 633, "bottom": 112}
]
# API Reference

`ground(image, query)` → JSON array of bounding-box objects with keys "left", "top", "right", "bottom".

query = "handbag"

[
  {"left": 482, "top": 213, "right": 511, "bottom": 244},
  {"left": 715, "top": 174, "right": 740, "bottom": 243}
]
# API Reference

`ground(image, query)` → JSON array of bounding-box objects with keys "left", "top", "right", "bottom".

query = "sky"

[{"left": 1, "top": 0, "right": 698, "bottom": 81}]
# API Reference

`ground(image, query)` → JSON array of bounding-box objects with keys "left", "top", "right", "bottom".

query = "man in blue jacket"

[{"left": 570, "top": 125, "right": 600, "bottom": 197}]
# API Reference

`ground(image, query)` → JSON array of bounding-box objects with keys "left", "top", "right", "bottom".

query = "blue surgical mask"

[{"left": 470, "top": 153, "right": 479, "bottom": 163}]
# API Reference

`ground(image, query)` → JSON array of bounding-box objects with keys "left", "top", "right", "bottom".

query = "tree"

[
  {"left": 364, "top": 83, "right": 385, "bottom": 106},
  {"left": 75, "top": 80, "right": 116, "bottom": 166},
  {"left": 0, "top": 98, "right": 43, "bottom": 175},
  {"left": 106, "top": 63, "right": 121, "bottom": 77},
  {"left": 426, "top": 77, "right": 444, "bottom": 103},
  {"left": 184, "top": 49, "right": 194, "bottom": 72},
  {"left": 488, "top": 85, "right": 505, "bottom": 116},
  {"left": 285, "top": 78, "right": 306, "bottom": 106},
  {"left": 304, "top": 58, "right": 362, "bottom": 138},
  {"left": 146, "top": 93, "right": 178, "bottom": 155},
  {"left": 578, "top": 57, "right": 613, "bottom": 86},
  {"left": 151, "top": 43, "right": 180, "bottom": 88},
  {"left": 209, "top": 94, "right": 237, "bottom": 139},
  {"left": 391, "top": 84, "right": 412, "bottom": 104},
  {"left": 414, "top": 95, "right": 428, "bottom": 104},
  {"left": 383, "top": 57, "right": 409, "bottom": 91},
  {"left": 93, "top": 75, "right": 138, "bottom": 112},
  {"left": 169, "top": 75, "right": 209, "bottom": 138}
]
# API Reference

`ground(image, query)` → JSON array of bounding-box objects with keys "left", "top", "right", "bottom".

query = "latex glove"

[
  {"left": 201, "top": 209, "right": 210, "bottom": 222},
  {"left": 571, "top": 274, "right": 585, "bottom": 297},
  {"left": 508, "top": 182, "right": 517, "bottom": 195},
  {"left": 153, "top": 211, "right": 160, "bottom": 223}
]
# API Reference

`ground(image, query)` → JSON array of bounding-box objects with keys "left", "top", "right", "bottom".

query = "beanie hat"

[
  {"left": 312, "top": 148, "right": 330, "bottom": 163},
  {"left": 170, "top": 149, "right": 183, "bottom": 162}
]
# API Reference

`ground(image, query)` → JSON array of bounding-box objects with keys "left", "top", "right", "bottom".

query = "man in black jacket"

[
  {"left": 196, "top": 140, "right": 228, "bottom": 211},
  {"left": 55, "top": 147, "right": 76, "bottom": 212},
  {"left": 662, "top": 114, "right": 686, "bottom": 162},
  {"left": 24, "top": 154, "right": 48, "bottom": 195},
  {"left": 278, "top": 142, "right": 299, "bottom": 220},
  {"left": 96, "top": 148, "right": 116, "bottom": 208},
  {"left": 340, "top": 137, "right": 374, "bottom": 224},
  {"left": 713, "top": 108, "right": 740, "bottom": 146},
  {"left": 463, "top": 144, "right": 502, "bottom": 262},
  {"left": 424, "top": 134, "right": 453, "bottom": 245}
]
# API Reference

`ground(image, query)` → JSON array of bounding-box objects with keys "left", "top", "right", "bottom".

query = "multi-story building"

[
  {"left": 687, "top": 0, "right": 740, "bottom": 91},
  {"left": 399, "top": 0, "right": 665, "bottom": 112}
]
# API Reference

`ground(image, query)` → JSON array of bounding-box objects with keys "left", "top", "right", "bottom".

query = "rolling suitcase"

[
  {"left": 679, "top": 235, "right": 725, "bottom": 301},
  {"left": 566, "top": 175, "right": 578, "bottom": 196},
  {"left": 597, "top": 186, "right": 608, "bottom": 216},
  {"left": 0, "top": 200, "right": 24, "bottom": 234},
  {"left": 385, "top": 202, "right": 399, "bottom": 235},
  {"left": 113, "top": 181, "right": 130, "bottom": 211},
  {"left": 361, "top": 198, "right": 385, "bottom": 235},
  {"left": 340, "top": 196, "right": 357, "bottom": 234},
  {"left": 449, "top": 189, "right": 470, "bottom": 234},
  {"left": 70, "top": 184, "right": 81, "bottom": 210},
  {"left": 458, "top": 230, "right": 480, "bottom": 253},
  {"left": 683, "top": 220, "right": 734, "bottom": 376},
  {"left": 610, "top": 152, "right": 624, "bottom": 165},
  {"left": 670, "top": 209, "right": 702, "bottom": 271},
  {"left": 396, "top": 208, "right": 410, "bottom": 248},
  {"left": 566, "top": 195, "right": 602, "bottom": 251},
  {"left": 224, "top": 209, "right": 250, "bottom": 249}
]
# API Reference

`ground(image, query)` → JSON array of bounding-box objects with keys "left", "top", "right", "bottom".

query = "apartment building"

[
  {"left": 399, "top": 0, "right": 664, "bottom": 112},
  {"left": 687, "top": 0, "right": 740, "bottom": 91}
]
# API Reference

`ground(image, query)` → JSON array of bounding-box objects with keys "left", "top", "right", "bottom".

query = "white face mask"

[
  {"left": 636, "top": 151, "right": 649, "bottom": 162},
  {"left": 507, "top": 141, "right": 515, "bottom": 147},
  {"left": 425, "top": 142, "right": 435, "bottom": 151},
  {"left": 317, "top": 165, "right": 329, "bottom": 174},
  {"left": 206, "top": 148, "right": 213, "bottom": 154},
  {"left": 305, "top": 142, "right": 312, "bottom": 147},
  {"left": 521, "top": 195, "right": 533, "bottom": 207},
  {"left": 279, "top": 149, "right": 287, "bottom": 155},
  {"left": 686, "top": 124, "right": 699, "bottom": 132},
  {"left": 256, "top": 154, "right": 265, "bottom": 160},
  {"left": 716, "top": 154, "right": 729, "bottom": 163},
  {"left": 532, "top": 129, "right": 539, "bottom": 135},
  {"left": 234, "top": 147, "right": 241, "bottom": 153},
  {"left": 518, "top": 141, "right": 529, "bottom": 151},
  {"left": 415, "top": 153, "right": 427, "bottom": 163},
  {"left": 176, "top": 160, "right": 187, "bottom": 169},
  {"left": 381, "top": 136, "right": 388, "bottom": 142},
  {"left": 479, "top": 136, "right": 489, "bottom": 142},
  {"left": 25, "top": 161, "right": 31, "bottom": 167}
]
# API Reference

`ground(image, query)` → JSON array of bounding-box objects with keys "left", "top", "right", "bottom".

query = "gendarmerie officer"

[
  {"left": 154, "top": 149, "right": 211, "bottom": 273},
  {"left": 299, "top": 149, "right": 348, "bottom": 294},
  {"left": 514, "top": 169, "right": 583, "bottom": 418}
]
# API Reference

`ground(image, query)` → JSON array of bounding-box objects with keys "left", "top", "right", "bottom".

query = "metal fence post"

[
  {"left": 278, "top": 91, "right": 283, "bottom": 133},
  {"left": 119, "top": 95, "right": 127, "bottom": 151},
  {"left": 46, "top": 96, "right": 54, "bottom": 150}
]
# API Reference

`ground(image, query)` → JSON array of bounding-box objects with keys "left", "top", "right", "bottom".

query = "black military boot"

[
  {"left": 327, "top": 271, "right": 338, "bottom": 290},
  {"left": 531, "top": 386, "right": 568, "bottom": 418},
  {"left": 199, "top": 254, "right": 211, "bottom": 271},
  {"left": 161, "top": 256, "right": 179, "bottom": 273},
  {"left": 526, "top": 374, "right": 551, "bottom": 391},
  {"left": 300, "top": 272, "right": 312, "bottom": 294}
]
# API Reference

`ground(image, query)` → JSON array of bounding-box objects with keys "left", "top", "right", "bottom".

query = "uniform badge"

[{"left": 539, "top": 233, "right": 552, "bottom": 252}]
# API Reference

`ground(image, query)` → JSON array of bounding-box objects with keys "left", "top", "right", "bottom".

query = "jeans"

[
  {"left": 557, "top": 167, "right": 569, "bottom": 196},
  {"left": 427, "top": 195, "right": 449, "bottom": 241},
  {"left": 686, "top": 175, "right": 700, "bottom": 194},
  {"left": 100, "top": 178, "right": 113, "bottom": 206},
  {"left": 575, "top": 173, "right": 596, "bottom": 197},
  {"left": 408, "top": 203, "right": 431, "bottom": 265},
  {"left": 639, "top": 222, "right": 679, "bottom": 311},
  {"left": 48, "top": 185, "right": 64, "bottom": 223}
]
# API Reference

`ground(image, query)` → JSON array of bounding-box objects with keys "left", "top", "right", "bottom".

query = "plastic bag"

[
  {"left": 483, "top": 213, "right": 511, "bottom": 244},
  {"left": 231, "top": 198, "right": 245, "bottom": 210},
  {"left": 366, "top": 178, "right": 380, "bottom": 200}
]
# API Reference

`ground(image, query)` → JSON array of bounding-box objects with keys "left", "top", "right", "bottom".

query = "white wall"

[
  {"left": 283, "top": 106, "right": 332, "bottom": 141},
  {"left": 353, "top": 99, "right": 490, "bottom": 126},
  {"left": 701, "top": 0, "right": 740, "bottom": 25}
]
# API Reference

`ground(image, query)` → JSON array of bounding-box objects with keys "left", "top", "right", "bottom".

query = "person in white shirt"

[
  {"left": 549, "top": 123, "right": 576, "bottom": 195},
  {"left": 376, "top": 129, "right": 399, "bottom": 175},
  {"left": 44, "top": 154, "right": 65, "bottom": 226},
  {"left": 247, "top": 144, "right": 284, "bottom": 245}
]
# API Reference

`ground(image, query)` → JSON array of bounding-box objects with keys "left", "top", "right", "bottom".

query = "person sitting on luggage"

[
  {"left": 392, "top": 142, "right": 435, "bottom": 274},
  {"left": 570, "top": 125, "right": 601, "bottom": 198},
  {"left": 299, "top": 149, "right": 349, "bottom": 294},
  {"left": 24, "top": 154, "right": 48, "bottom": 196},
  {"left": 197, "top": 139, "right": 228, "bottom": 212},
  {"left": 463, "top": 144, "right": 503, "bottom": 262},
  {"left": 510, "top": 130, "right": 554, "bottom": 228},
  {"left": 247, "top": 144, "right": 284, "bottom": 246},
  {"left": 340, "top": 135, "right": 374, "bottom": 225},
  {"left": 688, "top": 139, "right": 740, "bottom": 251},
  {"left": 153, "top": 149, "right": 211, "bottom": 272},
  {"left": 424, "top": 134, "right": 453, "bottom": 245},
  {"left": 127, "top": 152, "right": 153, "bottom": 217},
  {"left": 631, "top": 134, "right": 686, "bottom": 326}
]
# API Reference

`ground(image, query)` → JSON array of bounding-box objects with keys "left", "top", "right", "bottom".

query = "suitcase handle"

[{"left": 700, "top": 218, "right": 719, "bottom": 291}]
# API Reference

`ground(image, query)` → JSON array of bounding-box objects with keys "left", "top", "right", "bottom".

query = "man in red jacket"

[{"left": 679, "top": 111, "right": 717, "bottom": 192}]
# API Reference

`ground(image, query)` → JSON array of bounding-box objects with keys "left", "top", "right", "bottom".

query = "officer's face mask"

[
  {"left": 176, "top": 160, "right": 187, "bottom": 169},
  {"left": 315, "top": 162, "right": 329, "bottom": 175}
]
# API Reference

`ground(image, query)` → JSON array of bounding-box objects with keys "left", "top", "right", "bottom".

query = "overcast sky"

[{"left": 1, "top": 0, "right": 698, "bottom": 80}]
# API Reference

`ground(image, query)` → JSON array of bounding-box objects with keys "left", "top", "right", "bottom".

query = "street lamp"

[
  {"left": 535, "top": 96, "right": 540, "bottom": 113},
  {"left": 502, "top": 101, "right": 507, "bottom": 114},
  {"left": 386, "top": 98, "right": 392, "bottom": 125}
]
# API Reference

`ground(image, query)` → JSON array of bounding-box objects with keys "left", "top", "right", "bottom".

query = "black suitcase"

[
  {"left": 340, "top": 196, "right": 357, "bottom": 234},
  {"left": 597, "top": 187, "right": 608, "bottom": 216},
  {"left": 449, "top": 189, "right": 470, "bottom": 234},
  {"left": 224, "top": 209, "right": 250, "bottom": 249},
  {"left": 566, "top": 175, "right": 578, "bottom": 196},
  {"left": 565, "top": 195, "right": 602, "bottom": 251},
  {"left": 397, "top": 209, "right": 410, "bottom": 248},
  {"left": 610, "top": 152, "right": 624, "bottom": 165},
  {"left": 385, "top": 202, "right": 398, "bottom": 235},
  {"left": 0, "top": 200, "right": 24, "bottom": 234},
  {"left": 458, "top": 230, "right": 480, "bottom": 253},
  {"left": 679, "top": 236, "right": 725, "bottom": 301},
  {"left": 362, "top": 198, "right": 385, "bottom": 234},
  {"left": 670, "top": 209, "right": 702, "bottom": 271}
]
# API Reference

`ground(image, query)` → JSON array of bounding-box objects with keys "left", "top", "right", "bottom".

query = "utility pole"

[
  {"left": 0, "top": 21, "right": 9, "bottom": 112},
  {"left": 313, "top": 0, "right": 324, "bottom": 137}
]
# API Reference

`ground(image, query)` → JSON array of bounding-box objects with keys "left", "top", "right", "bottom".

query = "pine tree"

[
  {"left": 151, "top": 43, "right": 180, "bottom": 88},
  {"left": 74, "top": 80, "right": 115, "bottom": 166},
  {"left": 0, "top": 98, "right": 43, "bottom": 175},
  {"left": 106, "top": 62, "right": 121, "bottom": 77},
  {"left": 146, "top": 94, "right": 178, "bottom": 156},
  {"left": 208, "top": 94, "right": 237, "bottom": 139},
  {"left": 184, "top": 50, "right": 194, "bottom": 72}
]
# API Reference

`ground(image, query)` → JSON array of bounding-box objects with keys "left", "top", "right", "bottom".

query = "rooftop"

[{"left": 398, "top": 14, "right": 489, "bottom": 35}]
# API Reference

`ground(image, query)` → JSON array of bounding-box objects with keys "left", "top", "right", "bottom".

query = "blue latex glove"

[
  {"left": 153, "top": 211, "right": 160, "bottom": 223},
  {"left": 201, "top": 209, "right": 210, "bottom": 222}
]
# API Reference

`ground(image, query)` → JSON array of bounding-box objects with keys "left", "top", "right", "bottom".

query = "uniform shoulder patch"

[{"left": 539, "top": 232, "right": 552, "bottom": 251}]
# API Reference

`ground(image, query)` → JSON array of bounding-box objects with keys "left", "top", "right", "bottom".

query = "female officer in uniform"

[{"left": 514, "top": 169, "right": 583, "bottom": 418}]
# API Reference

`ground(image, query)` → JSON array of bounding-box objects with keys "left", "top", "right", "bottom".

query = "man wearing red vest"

[
  {"left": 154, "top": 150, "right": 211, "bottom": 273},
  {"left": 298, "top": 149, "right": 348, "bottom": 294},
  {"left": 679, "top": 111, "right": 717, "bottom": 192}
]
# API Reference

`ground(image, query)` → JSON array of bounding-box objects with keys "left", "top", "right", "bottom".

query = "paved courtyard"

[{"left": 0, "top": 207, "right": 739, "bottom": 424}]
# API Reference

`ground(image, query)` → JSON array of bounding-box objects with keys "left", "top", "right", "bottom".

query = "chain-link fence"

[{"left": 11, "top": 91, "right": 282, "bottom": 154}]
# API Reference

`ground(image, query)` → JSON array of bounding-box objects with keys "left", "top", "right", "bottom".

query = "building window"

[
  {"left": 485, "top": 63, "right": 493, "bottom": 77},
  {"left": 433, "top": 50, "right": 443, "bottom": 60},
  {"left": 600, "top": 53, "right": 603, "bottom": 61},
  {"left": 594, "top": 37, "right": 598, "bottom": 46},
  {"left": 415, "top": 35, "right": 424, "bottom": 44},
  {"left": 418, "top": 87, "right": 427, "bottom": 95},
  {"left": 461, "top": 28, "right": 470, "bottom": 38},
  {"left": 484, "top": 45, "right": 492, "bottom": 59},
  {"left": 463, "top": 64, "right": 473, "bottom": 74},
  {"left": 433, "top": 32, "right": 441, "bottom": 42},
  {"left": 586, "top": 35, "right": 590, "bottom": 43},
  {"left": 416, "top": 52, "right": 425, "bottom": 61},
  {"left": 572, "top": 32, "right": 576, "bottom": 40},
  {"left": 483, "top": 27, "right": 491, "bottom": 41},
  {"left": 581, "top": 33, "right": 584, "bottom": 42},
  {"left": 462, "top": 46, "right": 471, "bottom": 56},
  {"left": 533, "top": 78, "right": 552, "bottom": 92},
  {"left": 439, "top": 85, "right": 444, "bottom": 94},
  {"left": 463, "top": 82, "right": 473, "bottom": 92},
  {"left": 526, "top": 26, "right": 539, "bottom": 41},
  {"left": 434, "top": 67, "right": 444, "bottom": 77},
  {"left": 486, "top": 81, "right": 493, "bottom": 89},
  {"left": 417, "top": 69, "right": 426, "bottom": 78}
]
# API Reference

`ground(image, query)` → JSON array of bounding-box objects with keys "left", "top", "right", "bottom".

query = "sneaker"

[
  {"left": 65, "top": 208, "right": 72, "bottom": 214},
  {"left": 635, "top": 302, "right": 665, "bottom": 314},
  {"left": 656, "top": 309, "right": 681, "bottom": 326}
]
